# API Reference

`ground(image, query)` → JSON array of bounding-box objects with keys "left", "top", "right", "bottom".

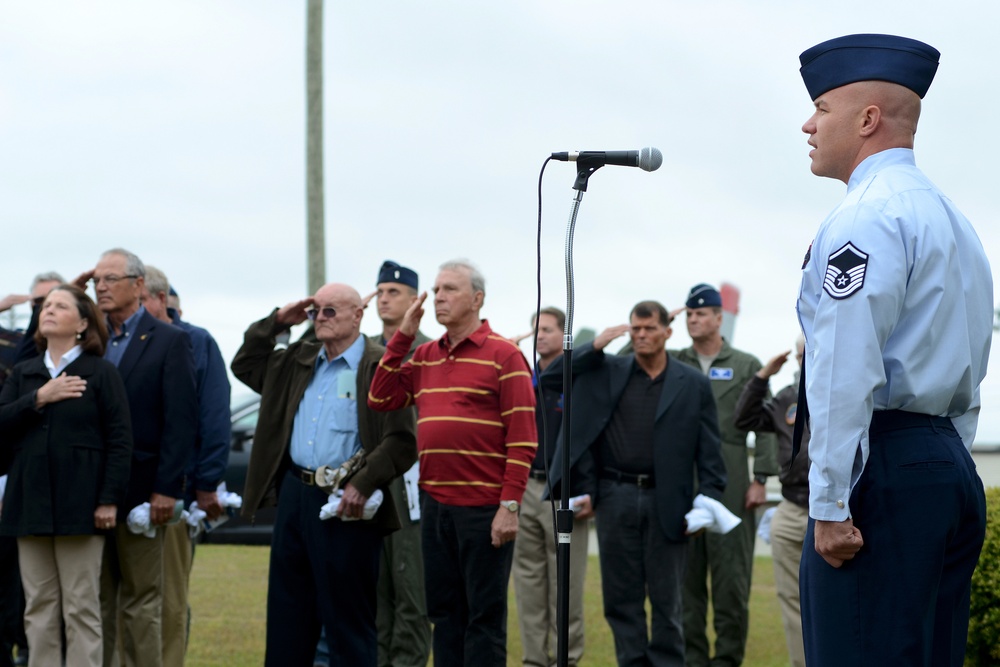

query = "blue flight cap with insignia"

[
  {"left": 799, "top": 34, "right": 940, "bottom": 100},
  {"left": 168, "top": 286, "right": 178, "bottom": 297},
  {"left": 377, "top": 260, "right": 418, "bottom": 291},
  {"left": 686, "top": 283, "right": 722, "bottom": 309}
]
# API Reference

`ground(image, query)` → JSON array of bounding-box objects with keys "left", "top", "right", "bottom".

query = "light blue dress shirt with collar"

[
  {"left": 797, "top": 148, "right": 993, "bottom": 522},
  {"left": 289, "top": 334, "right": 366, "bottom": 471},
  {"left": 104, "top": 305, "right": 147, "bottom": 367}
]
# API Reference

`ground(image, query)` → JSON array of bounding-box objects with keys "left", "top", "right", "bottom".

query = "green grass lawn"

[{"left": 187, "top": 546, "right": 789, "bottom": 666}]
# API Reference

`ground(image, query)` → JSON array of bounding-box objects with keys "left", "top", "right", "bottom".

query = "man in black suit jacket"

[
  {"left": 87, "top": 249, "right": 197, "bottom": 667},
  {"left": 544, "top": 300, "right": 726, "bottom": 667}
]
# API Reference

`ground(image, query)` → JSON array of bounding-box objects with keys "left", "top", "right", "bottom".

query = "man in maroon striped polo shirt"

[{"left": 368, "top": 258, "right": 537, "bottom": 667}]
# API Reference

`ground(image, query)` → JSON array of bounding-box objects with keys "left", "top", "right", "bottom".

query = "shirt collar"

[
  {"left": 316, "top": 333, "right": 365, "bottom": 369},
  {"left": 848, "top": 148, "right": 915, "bottom": 193},
  {"left": 438, "top": 319, "right": 491, "bottom": 350},
  {"left": 108, "top": 305, "right": 147, "bottom": 338},
  {"left": 44, "top": 345, "right": 83, "bottom": 376}
]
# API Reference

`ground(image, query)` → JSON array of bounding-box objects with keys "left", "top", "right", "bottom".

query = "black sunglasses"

[{"left": 305, "top": 307, "right": 337, "bottom": 321}]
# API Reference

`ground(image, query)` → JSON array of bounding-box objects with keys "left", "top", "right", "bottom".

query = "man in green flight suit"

[{"left": 674, "top": 283, "right": 778, "bottom": 667}]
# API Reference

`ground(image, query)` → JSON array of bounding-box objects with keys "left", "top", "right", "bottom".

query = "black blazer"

[
  {"left": 114, "top": 311, "right": 198, "bottom": 519},
  {"left": 543, "top": 341, "right": 727, "bottom": 542},
  {"left": 0, "top": 353, "right": 133, "bottom": 536}
]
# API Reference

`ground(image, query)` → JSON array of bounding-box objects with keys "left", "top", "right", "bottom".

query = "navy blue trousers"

[
  {"left": 265, "top": 470, "right": 383, "bottom": 667},
  {"left": 422, "top": 495, "right": 513, "bottom": 667},
  {"left": 800, "top": 411, "right": 986, "bottom": 666}
]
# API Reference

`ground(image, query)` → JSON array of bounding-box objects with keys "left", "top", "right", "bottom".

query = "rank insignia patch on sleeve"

[{"left": 823, "top": 242, "right": 868, "bottom": 300}]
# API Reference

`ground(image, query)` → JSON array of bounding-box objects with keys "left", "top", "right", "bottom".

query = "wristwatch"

[
  {"left": 499, "top": 500, "right": 519, "bottom": 513},
  {"left": 753, "top": 474, "right": 768, "bottom": 485}
]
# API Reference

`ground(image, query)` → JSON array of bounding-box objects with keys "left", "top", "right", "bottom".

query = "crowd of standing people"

[{"left": 0, "top": 31, "right": 994, "bottom": 667}]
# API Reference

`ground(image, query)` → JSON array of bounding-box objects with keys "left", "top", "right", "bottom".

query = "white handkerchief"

[
  {"left": 684, "top": 493, "right": 742, "bottom": 535},
  {"left": 319, "top": 489, "right": 384, "bottom": 521},
  {"left": 126, "top": 503, "right": 157, "bottom": 539},
  {"left": 757, "top": 506, "right": 777, "bottom": 545}
]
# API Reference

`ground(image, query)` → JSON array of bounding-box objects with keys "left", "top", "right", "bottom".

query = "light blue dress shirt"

[
  {"left": 104, "top": 306, "right": 147, "bottom": 367},
  {"left": 289, "top": 335, "right": 365, "bottom": 471},
  {"left": 797, "top": 148, "right": 993, "bottom": 521}
]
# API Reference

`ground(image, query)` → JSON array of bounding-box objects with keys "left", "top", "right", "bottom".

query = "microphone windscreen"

[{"left": 639, "top": 147, "right": 663, "bottom": 172}]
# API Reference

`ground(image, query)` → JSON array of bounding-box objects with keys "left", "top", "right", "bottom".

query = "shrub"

[{"left": 967, "top": 485, "right": 1000, "bottom": 666}]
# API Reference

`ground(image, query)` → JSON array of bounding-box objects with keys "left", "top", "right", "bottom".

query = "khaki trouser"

[
  {"left": 512, "top": 477, "right": 589, "bottom": 667},
  {"left": 18, "top": 535, "right": 105, "bottom": 667},
  {"left": 161, "top": 522, "right": 193, "bottom": 667},
  {"left": 770, "top": 499, "right": 808, "bottom": 667},
  {"left": 101, "top": 524, "right": 165, "bottom": 667}
]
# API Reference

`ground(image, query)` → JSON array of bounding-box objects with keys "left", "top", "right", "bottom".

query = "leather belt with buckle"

[
  {"left": 528, "top": 469, "right": 547, "bottom": 481},
  {"left": 290, "top": 464, "right": 316, "bottom": 486}
]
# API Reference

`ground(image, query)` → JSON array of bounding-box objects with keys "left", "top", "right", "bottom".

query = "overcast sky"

[{"left": 3, "top": 2, "right": 999, "bottom": 439}]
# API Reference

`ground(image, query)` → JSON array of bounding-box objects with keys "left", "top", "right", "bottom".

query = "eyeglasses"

[
  {"left": 305, "top": 307, "right": 337, "bottom": 321},
  {"left": 91, "top": 275, "right": 138, "bottom": 287}
]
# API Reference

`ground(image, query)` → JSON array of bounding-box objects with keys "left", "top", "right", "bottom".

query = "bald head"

[
  {"left": 803, "top": 80, "right": 923, "bottom": 183},
  {"left": 314, "top": 283, "right": 362, "bottom": 309},
  {"left": 311, "top": 283, "right": 364, "bottom": 357},
  {"left": 850, "top": 80, "right": 921, "bottom": 141}
]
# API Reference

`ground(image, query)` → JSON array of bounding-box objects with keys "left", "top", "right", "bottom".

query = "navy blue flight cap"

[
  {"left": 686, "top": 283, "right": 722, "bottom": 309},
  {"left": 799, "top": 34, "right": 940, "bottom": 100},
  {"left": 377, "top": 260, "right": 418, "bottom": 291}
]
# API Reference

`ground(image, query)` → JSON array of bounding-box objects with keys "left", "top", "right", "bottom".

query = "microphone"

[{"left": 550, "top": 147, "right": 663, "bottom": 172}]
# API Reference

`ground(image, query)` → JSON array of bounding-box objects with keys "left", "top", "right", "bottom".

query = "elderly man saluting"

[
  {"left": 368, "top": 259, "right": 537, "bottom": 667},
  {"left": 232, "top": 282, "right": 417, "bottom": 667}
]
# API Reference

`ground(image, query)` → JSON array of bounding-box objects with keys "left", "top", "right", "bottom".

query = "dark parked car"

[{"left": 200, "top": 395, "right": 275, "bottom": 545}]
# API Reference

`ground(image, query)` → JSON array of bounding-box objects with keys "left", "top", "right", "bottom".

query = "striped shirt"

[{"left": 368, "top": 320, "right": 537, "bottom": 506}]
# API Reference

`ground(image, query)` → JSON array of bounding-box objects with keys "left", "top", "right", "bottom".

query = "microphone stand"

[{"left": 555, "top": 160, "right": 602, "bottom": 667}]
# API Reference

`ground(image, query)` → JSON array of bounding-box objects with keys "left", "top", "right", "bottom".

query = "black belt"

[
  {"left": 289, "top": 463, "right": 318, "bottom": 486},
  {"left": 529, "top": 469, "right": 547, "bottom": 481},
  {"left": 870, "top": 409, "right": 955, "bottom": 434},
  {"left": 600, "top": 468, "right": 655, "bottom": 489}
]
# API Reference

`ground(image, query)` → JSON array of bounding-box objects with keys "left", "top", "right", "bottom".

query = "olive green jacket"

[
  {"left": 672, "top": 340, "right": 778, "bottom": 509},
  {"left": 231, "top": 310, "right": 418, "bottom": 533}
]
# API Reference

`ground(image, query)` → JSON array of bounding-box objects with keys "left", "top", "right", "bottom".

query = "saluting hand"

[
  {"left": 399, "top": 291, "right": 427, "bottom": 337},
  {"left": 593, "top": 324, "right": 629, "bottom": 351},
  {"left": 0, "top": 294, "right": 30, "bottom": 313},
  {"left": 72, "top": 269, "right": 95, "bottom": 291},
  {"left": 361, "top": 290, "right": 378, "bottom": 310},
  {"left": 757, "top": 350, "right": 791, "bottom": 380},
  {"left": 276, "top": 297, "right": 316, "bottom": 327}
]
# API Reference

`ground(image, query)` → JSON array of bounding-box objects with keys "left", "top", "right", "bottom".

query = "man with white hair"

[
  {"left": 86, "top": 248, "right": 198, "bottom": 667},
  {"left": 368, "top": 259, "right": 537, "bottom": 667}
]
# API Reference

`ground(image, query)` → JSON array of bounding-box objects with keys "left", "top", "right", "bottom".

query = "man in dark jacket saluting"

[
  {"left": 232, "top": 282, "right": 417, "bottom": 667},
  {"left": 544, "top": 300, "right": 726, "bottom": 667}
]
